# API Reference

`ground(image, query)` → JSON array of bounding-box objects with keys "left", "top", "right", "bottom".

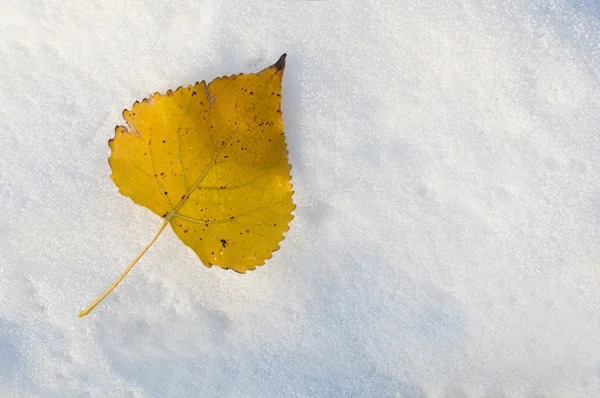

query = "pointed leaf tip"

[{"left": 274, "top": 53, "right": 287, "bottom": 71}]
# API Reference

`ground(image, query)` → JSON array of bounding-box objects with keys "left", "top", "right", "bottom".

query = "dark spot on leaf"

[{"left": 220, "top": 239, "right": 228, "bottom": 248}]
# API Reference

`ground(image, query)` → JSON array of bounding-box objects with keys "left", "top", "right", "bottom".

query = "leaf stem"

[{"left": 78, "top": 220, "right": 169, "bottom": 318}]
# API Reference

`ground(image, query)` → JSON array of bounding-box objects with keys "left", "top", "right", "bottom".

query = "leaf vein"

[{"left": 148, "top": 132, "right": 172, "bottom": 210}]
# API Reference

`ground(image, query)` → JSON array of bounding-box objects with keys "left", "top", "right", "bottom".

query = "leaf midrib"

[{"left": 164, "top": 123, "right": 240, "bottom": 223}]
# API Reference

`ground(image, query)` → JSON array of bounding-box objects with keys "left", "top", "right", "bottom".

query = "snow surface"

[{"left": 1, "top": 1, "right": 600, "bottom": 397}]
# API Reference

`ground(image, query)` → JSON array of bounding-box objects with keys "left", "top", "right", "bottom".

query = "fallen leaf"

[{"left": 80, "top": 54, "right": 294, "bottom": 317}]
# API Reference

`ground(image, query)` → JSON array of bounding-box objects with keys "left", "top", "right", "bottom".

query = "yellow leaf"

[{"left": 80, "top": 54, "right": 294, "bottom": 317}]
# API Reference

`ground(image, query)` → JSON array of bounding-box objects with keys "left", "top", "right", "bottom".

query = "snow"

[{"left": 1, "top": 0, "right": 600, "bottom": 396}]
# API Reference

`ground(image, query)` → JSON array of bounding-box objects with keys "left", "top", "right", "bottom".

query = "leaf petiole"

[{"left": 78, "top": 219, "right": 169, "bottom": 318}]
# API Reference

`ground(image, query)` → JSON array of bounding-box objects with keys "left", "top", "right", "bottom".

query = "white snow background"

[{"left": 1, "top": 0, "right": 600, "bottom": 397}]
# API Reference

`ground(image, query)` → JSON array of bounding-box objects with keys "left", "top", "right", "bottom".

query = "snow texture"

[{"left": 1, "top": 1, "right": 600, "bottom": 397}]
